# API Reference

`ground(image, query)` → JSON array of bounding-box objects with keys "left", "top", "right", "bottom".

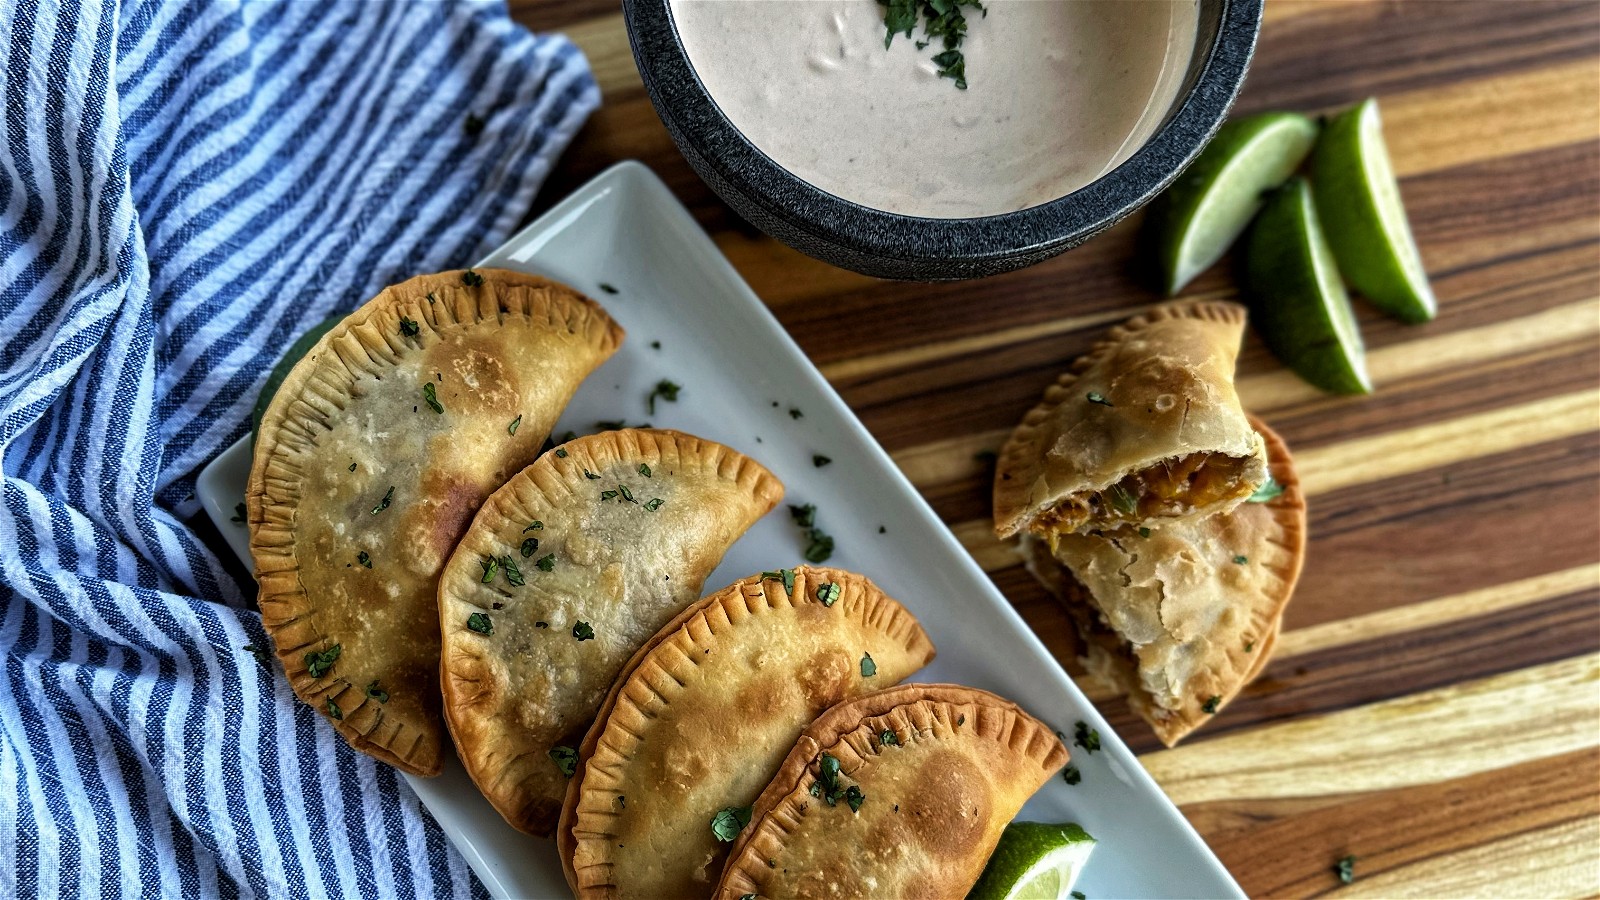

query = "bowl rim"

[{"left": 625, "top": 0, "right": 1263, "bottom": 267}]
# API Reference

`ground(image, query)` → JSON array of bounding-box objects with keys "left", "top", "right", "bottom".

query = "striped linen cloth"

[{"left": 0, "top": 1, "right": 598, "bottom": 896}]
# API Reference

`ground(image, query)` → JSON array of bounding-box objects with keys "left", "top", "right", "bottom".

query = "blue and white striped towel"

[{"left": 0, "top": 1, "right": 599, "bottom": 896}]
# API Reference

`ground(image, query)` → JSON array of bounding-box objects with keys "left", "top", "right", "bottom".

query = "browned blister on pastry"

[
  {"left": 994, "top": 300, "right": 1268, "bottom": 541},
  {"left": 247, "top": 269, "right": 622, "bottom": 776},
  {"left": 558, "top": 567, "right": 935, "bottom": 898},
  {"left": 1024, "top": 415, "right": 1306, "bottom": 746},
  {"left": 714, "top": 683, "right": 1067, "bottom": 900},
  {"left": 438, "top": 429, "right": 783, "bottom": 835}
]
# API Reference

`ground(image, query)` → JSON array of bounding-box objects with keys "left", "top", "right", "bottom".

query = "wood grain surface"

[{"left": 509, "top": 1, "right": 1600, "bottom": 896}]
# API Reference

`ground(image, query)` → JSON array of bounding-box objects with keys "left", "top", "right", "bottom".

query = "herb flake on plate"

[{"left": 647, "top": 379, "right": 680, "bottom": 414}]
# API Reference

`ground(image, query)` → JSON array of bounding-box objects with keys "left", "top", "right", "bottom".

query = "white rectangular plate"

[{"left": 198, "top": 161, "right": 1243, "bottom": 899}]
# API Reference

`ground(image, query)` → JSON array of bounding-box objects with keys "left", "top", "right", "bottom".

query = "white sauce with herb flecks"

[{"left": 672, "top": 0, "right": 1199, "bottom": 218}]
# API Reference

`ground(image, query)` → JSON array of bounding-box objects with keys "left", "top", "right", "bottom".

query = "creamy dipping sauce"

[{"left": 671, "top": 0, "right": 1199, "bottom": 218}]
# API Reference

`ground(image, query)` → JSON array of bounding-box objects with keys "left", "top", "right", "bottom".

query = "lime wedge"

[
  {"left": 1311, "top": 98, "right": 1436, "bottom": 322},
  {"left": 1147, "top": 111, "right": 1319, "bottom": 295},
  {"left": 969, "top": 822, "right": 1096, "bottom": 900},
  {"left": 1243, "top": 178, "right": 1372, "bottom": 395},
  {"left": 251, "top": 315, "right": 344, "bottom": 443}
]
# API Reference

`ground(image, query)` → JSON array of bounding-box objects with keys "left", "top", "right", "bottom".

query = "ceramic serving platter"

[{"left": 197, "top": 161, "right": 1243, "bottom": 899}]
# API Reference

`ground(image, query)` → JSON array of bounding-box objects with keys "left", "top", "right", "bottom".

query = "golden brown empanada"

[
  {"left": 438, "top": 428, "right": 783, "bottom": 835},
  {"left": 1024, "top": 416, "right": 1306, "bottom": 746},
  {"left": 559, "top": 567, "right": 936, "bottom": 898},
  {"left": 714, "top": 683, "right": 1067, "bottom": 900},
  {"left": 248, "top": 269, "right": 622, "bottom": 776},
  {"left": 994, "top": 300, "right": 1268, "bottom": 541}
]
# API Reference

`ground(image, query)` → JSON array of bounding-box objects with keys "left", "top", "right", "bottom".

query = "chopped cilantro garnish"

[
  {"left": 508, "top": 415, "right": 522, "bottom": 436},
  {"left": 584, "top": 470, "right": 599, "bottom": 480},
  {"left": 1105, "top": 483, "right": 1137, "bottom": 516},
  {"left": 1140, "top": 526, "right": 1152, "bottom": 538},
  {"left": 549, "top": 745, "right": 578, "bottom": 777},
  {"left": 480, "top": 557, "right": 499, "bottom": 583},
  {"left": 788, "top": 407, "right": 802, "bottom": 419},
  {"left": 399, "top": 316, "right": 420, "bottom": 337},
  {"left": 572, "top": 621, "right": 594, "bottom": 641},
  {"left": 813, "top": 454, "right": 832, "bottom": 468},
  {"left": 555, "top": 448, "right": 568, "bottom": 458},
  {"left": 761, "top": 569, "right": 797, "bottom": 594},
  {"left": 710, "top": 805, "right": 753, "bottom": 842},
  {"left": 844, "top": 785, "right": 865, "bottom": 813},
  {"left": 600, "top": 490, "right": 618, "bottom": 502},
  {"left": 461, "top": 269, "right": 484, "bottom": 287},
  {"left": 365, "top": 680, "right": 389, "bottom": 703},
  {"left": 243, "top": 644, "right": 272, "bottom": 667},
  {"left": 860, "top": 653, "right": 877, "bottom": 678},
  {"left": 348, "top": 462, "right": 357, "bottom": 472},
  {"left": 880, "top": 729, "right": 898, "bottom": 746},
  {"left": 1073, "top": 721, "right": 1100, "bottom": 754},
  {"left": 1086, "top": 391, "right": 1113, "bottom": 407},
  {"left": 521, "top": 538, "right": 539, "bottom": 558},
  {"left": 644, "top": 498, "right": 664, "bottom": 511},
  {"left": 1234, "top": 555, "right": 1248, "bottom": 564},
  {"left": 1244, "top": 639, "right": 1255, "bottom": 652},
  {"left": 371, "top": 486, "right": 394, "bottom": 515},
  {"left": 1201, "top": 695, "right": 1221, "bottom": 714},
  {"left": 423, "top": 382, "right": 443, "bottom": 414},
  {"left": 817, "top": 582, "right": 841, "bottom": 607},
  {"left": 500, "top": 556, "right": 524, "bottom": 587},
  {"left": 804, "top": 528, "right": 834, "bottom": 563},
  {"left": 230, "top": 502, "right": 247, "bottom": 525},
  {"left": 357, "top": 550, "right": 372, "bottom": 568},
  {"left": 467, "top": 612, "right": 493, "bottom": 635},
  {"left": 325, "top": 697, "right": 342, "bottom": 720},
  {"left": 647, "top": 379, "right": 681, "bottom": 414},
  {"left": 1335, "top": 855, "right": 1356, "bottom": 884},
  {"left": 1071, "top": 892, "right": 1087, "bottom": 900},
  {"left": 598, "top": 283, "right": 619, "bottom": 295},
  {"left": 788, "top": 504, "right": 816, "bottom": 528},
  {"left": 536, "top": 554, "right": 555, "bottom": 571},
  {"left": 523, "top": 521, "right": 543, "bottom": 532},
  {"left": 618, "top": 484, "right": 635, "bottom": 503},
  {"left": 1062, "top": 765, "right": 1082, "bottom": 785},
  {"left": 638, "top": 463, "right": 651, "bottom": 477},
  {"left": 1248, "top": 477, "right": 1285, "bottom": 502}
]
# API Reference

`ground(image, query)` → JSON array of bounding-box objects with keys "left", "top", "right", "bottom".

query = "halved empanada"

[
  {"left": 994, "top": 300, "right": 1268, "bottom": 541},
  {"left": 438, "top": 429, "right": 783, "bottom": 835},
  {"left": 1024, "top": 416, "right": 1306, "bottom": 746},
  {"left": 715, "top": 683, "right": 1067, "bottom": 900},
  {"left": 248, "top": 269, "right": 622, "bottom": 776},
  {"left": 559, "top": 567, "right": 936, "bottom": 898}
]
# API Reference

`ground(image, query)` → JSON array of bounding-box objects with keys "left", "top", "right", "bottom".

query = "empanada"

[
  {"left": 715, "top": 683, "right": 1067, "bottom": 900},
  {"left": 1024, "top": 416, "right": 1306, "bottom": 746},
  {"left": 248, "top": 269, "right": 622, "bottom": 776},
  {"left": 438, "top": 428, "right": 783, "bottom": 835},
  {"left": 559, "top": 567, "right": 936, "bottom": 898},
  {"left": 994, "top": 300, "right": 1268, "bottom": 541}
]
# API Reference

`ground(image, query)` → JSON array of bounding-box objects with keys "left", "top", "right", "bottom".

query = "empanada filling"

[{"left": 1031, "top": 452, "right": 1258, "bottom": 536}]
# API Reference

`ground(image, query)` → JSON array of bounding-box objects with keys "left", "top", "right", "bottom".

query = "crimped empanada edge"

[{"left": 246, "top": 268, "right": 624, "bottom": 778}]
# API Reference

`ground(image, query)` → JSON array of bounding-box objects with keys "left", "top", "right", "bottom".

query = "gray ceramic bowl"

[{"left": 625, "top": 0, "right": 1263, "bottom": 281}]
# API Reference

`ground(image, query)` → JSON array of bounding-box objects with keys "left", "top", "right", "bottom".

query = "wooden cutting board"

[{"left": 513, "top": 1, "right": 1600, "bottom": 895}]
